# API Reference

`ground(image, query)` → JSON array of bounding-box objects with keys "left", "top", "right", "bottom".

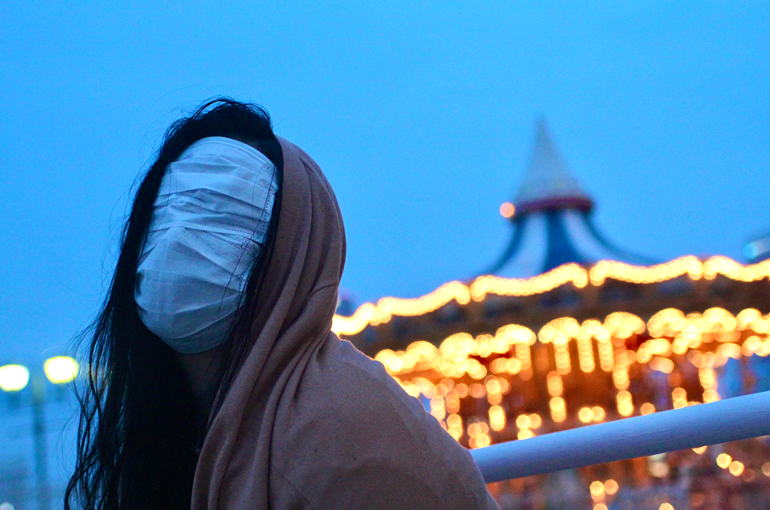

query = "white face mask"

[{"left": 135, "top": 137, "right": 279, "bottom": 353}]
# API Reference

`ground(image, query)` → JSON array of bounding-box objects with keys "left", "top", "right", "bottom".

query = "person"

[{"left": 66, "top": 99, "right": 499, "bottom": 510}]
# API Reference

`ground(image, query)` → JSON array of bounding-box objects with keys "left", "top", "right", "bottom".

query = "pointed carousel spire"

[
  {"left": 514, "top": 118, "right": 593, "bottom": 214},
  {"left": 485, "top": 119, "right": 653, "bottom": 277}
]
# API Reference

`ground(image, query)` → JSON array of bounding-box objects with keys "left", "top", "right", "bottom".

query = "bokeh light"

[
  {"left": 43, "top": 356, "right": 79, "bottom": 384},
  {"left": 499, "top": 202, "right": 516, "bottom": 218},
  {"left": 0, "top": 365, "right": 30, "bottom": 392}
]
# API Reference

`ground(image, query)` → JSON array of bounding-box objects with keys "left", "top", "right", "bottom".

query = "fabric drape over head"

[{"left": 191, "top": 138, "right": 498, "bottom": 510}]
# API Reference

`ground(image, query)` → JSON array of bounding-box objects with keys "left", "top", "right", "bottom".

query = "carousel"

[{"left": 334, "top": 120, "right": 770, "bottom": 510}]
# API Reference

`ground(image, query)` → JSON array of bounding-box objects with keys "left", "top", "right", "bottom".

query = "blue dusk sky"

[{"left": 1, "top": 1, "right": 768, "bottom": 366}]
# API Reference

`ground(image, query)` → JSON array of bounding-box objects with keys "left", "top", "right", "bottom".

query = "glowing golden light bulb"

[
  {"left": 578, "top": 407, "right": 593, "bottom": 423},
  {"left": 516, "top": 414, "right": 532, "bottom": 430},
  {"left": 517, "top": 429, "right": 535, "bottom": 440},
  {"left": 550, "top": 397, "right": 567, "bottom": 422},
  {"left": 729, "top": 461, "right": 744, "bottom": 476},
  {"left": 547, "top": 371, "right": 563, "bottom": 396},
  {"left": 474, "top": 433, "right": 491, "bottom": 448},
  {"left": 703, "top": 389, "right": 720, "bottom": 403},
  {"left": 716, "top": 453, "right": 732, "bottom": 469},
  {"left": 640, "top": 403, "right": 656, "bottom": 415},
  {"left": 617, "top": 391, "right": 634, "bottom": 417},
  {"left": 489, "top": 406, "right": 506, "bottom": 431},
  {"left": 589, "top": 480, "right": 605, "bottom": 497}
]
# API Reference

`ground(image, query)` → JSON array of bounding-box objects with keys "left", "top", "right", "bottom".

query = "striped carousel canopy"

[{"left": 488, "top": 118, "right": 652, "bottom": 277}]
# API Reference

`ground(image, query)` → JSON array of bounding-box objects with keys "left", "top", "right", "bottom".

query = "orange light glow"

[
  {"left": 716, "top": 453, "right": 732, "bottom": 469},
  {"left": 640, "top": 403, "right": 656, "bottom": 415},
  {"left": 729, "top": 461, "right": 744, "bottom": 476},
  {"left": 578, "top": 407, "right": 593, "bottom": 423},
  {"left": 499, "top": 202, "right": 516, "bottom": 218},
  {"left": 517, "top": 429, "right": 535, "bottom": 440},
  {"left": 332, "top": 256, "right": 770, "bottom": 337}
]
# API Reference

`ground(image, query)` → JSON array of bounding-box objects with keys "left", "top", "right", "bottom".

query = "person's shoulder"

[
  {"left": 269, "top": 336, "right": 498, "bottom": 510},
  {"left": 288, "top": 337, "right": 423, "bottom": 426}
]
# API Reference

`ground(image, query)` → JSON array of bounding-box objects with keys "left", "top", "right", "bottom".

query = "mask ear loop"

[
  {"left": 224, "top": 159, "right": 279, "bottom": 310},
  {"left": 236, "top": 240, "right": 261, "bottom": 295}
]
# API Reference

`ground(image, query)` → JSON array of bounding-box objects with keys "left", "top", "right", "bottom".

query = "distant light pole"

[{"left": 0, "top": 357, "right": 79, "bottom": 510}]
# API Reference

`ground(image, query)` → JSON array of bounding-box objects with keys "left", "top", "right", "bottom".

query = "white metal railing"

[{"left": 470, "top": 391, "right": 770, "bottom": 483}]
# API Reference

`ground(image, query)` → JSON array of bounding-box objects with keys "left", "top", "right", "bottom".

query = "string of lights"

[
  {"left": 373, "top": 307, "right": 770, "bottom": 448},
  {"left": 331, "top": 256, "right": 770, "bottom": 337}
]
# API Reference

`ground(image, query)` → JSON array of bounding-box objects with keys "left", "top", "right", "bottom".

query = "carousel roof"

[
  {"left": 514, "top": 118, "right": 593, "bottom": 214},
  {"left": 487, "top": 119, "right": 653, "bottom": 277}
]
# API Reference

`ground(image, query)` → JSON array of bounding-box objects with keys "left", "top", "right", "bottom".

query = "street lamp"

[
  {"left": 0, "top": 365, "right": 30, "bottom": 393},
  {"left": 0, "top": 356, "right": 79, "bottom": 510},
  {"left": 43, "top": 357, "right": 79, "bottom": 386}
]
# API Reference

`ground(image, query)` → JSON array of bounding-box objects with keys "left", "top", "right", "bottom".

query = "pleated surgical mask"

[{"left": 135, "top": 137, "right": 279, "bottom": 353}]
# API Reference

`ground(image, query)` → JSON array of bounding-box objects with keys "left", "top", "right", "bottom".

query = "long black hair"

[{"left": 65, "top": 99, "right": 283, "bottom": 510}]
